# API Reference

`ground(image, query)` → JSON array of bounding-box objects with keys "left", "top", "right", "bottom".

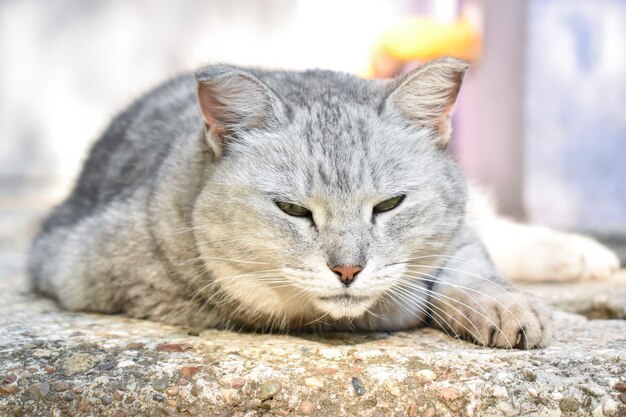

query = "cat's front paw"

[
  {"left": 433, "top": 289, "right": 552, "bottom": 349},
  {"left": 519, "top": 232, "right": 620, "bottom": 282},
  {"left": 550, "top": 233, "right": 620, "bottom": 281}
]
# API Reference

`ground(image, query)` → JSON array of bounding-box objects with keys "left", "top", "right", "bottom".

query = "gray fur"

[{"left": 29, "top": 58, "right": 551, "bottom": 347}]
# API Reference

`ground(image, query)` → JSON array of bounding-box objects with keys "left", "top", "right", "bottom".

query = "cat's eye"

[
  {"left": 373, "top": 195, "right": 405, "bottom": 214},
  {"left": 275, "top": 201, "right": 312, "bottom": 217}
]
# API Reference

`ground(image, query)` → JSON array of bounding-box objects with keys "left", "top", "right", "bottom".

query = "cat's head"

[{"left": 192, "top": 59, "right": 468, "bottom": 325}]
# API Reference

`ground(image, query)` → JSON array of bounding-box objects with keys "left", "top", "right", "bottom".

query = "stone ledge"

[
  {"left": 518, "top": 273, "right": 626, "bottom": 320},
  {"left": 1, "top": 273, "right": 626, "bottom": 417}
]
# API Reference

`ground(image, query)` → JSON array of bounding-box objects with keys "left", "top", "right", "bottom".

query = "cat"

[
  {"left": 27, "top": 58, "right": 618, "bottom": 349},
  {"left": 469, "top": 190, "right": 619, "bottom": 283}
]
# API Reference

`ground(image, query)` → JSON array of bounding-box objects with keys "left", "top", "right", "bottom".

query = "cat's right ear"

[
  {"left": 196, "top": 65, "right": 287, "bottom": 158},
  {"left": 382, "top": 57, "right": 469, "bottom": 147}
]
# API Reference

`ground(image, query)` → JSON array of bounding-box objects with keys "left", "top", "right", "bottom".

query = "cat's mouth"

[
  {"left": 317, "top": 294, "right": 367, "bottom": 302},
  {"left": 314, "top": 293, "right": 375, "bottom": 318}
]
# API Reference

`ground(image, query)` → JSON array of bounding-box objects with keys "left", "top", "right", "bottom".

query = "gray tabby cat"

[{"left": 29, "top": 58, "right": 552, "bottom": 348}]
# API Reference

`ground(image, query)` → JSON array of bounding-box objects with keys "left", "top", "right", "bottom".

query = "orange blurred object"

[{"left": 367, "top": 15, "right": 481, "bottom": 78}]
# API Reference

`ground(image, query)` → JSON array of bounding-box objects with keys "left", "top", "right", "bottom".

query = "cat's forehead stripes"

[
  {"left": 300, "top": 103, "right": 373, "bottom": 192},
  {"left": 250, "top": 69, "right": 386, "bottom": 110}
]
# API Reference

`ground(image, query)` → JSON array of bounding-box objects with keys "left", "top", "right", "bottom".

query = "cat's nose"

[{"left": 330, "top": 265, "right": 363, "bottom": 287}]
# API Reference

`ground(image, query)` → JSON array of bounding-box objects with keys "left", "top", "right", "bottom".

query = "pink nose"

[{"left": 331, "top": 266, "right": 363, "bottom": 287}]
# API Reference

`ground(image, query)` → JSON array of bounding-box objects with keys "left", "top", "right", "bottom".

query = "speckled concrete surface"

[
  {"left": 518, "top": 274, "right": 626, "bottom": 320},
  {"left": 0, "top": 209, "right": 625, "bottom": 416}
]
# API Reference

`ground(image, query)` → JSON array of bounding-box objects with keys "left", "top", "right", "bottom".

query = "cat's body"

[{"left": 29, "top": 60, "right": 618, "bottom": 348}]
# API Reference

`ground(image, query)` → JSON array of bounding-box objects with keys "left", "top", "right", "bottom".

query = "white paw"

[
  {"left": 432, "top": 289, "right": 552, "bottom": 349},
  {"left": 521, "top": 232, "right": 620, "bottom": 282}
]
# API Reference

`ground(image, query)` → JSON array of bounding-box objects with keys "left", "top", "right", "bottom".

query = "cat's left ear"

[
  {"left": 382, "top": 57, "right": 469, "bottom": 147},
  {"left": 196, "top": 65, "right": 287, "bottom": 158}
]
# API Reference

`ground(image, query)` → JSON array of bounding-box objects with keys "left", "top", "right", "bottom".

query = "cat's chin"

[{"left": 313, "top": 294, "right": 375, "bottom": 319}]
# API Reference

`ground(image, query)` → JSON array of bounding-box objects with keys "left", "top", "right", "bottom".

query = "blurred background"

[{"left": 1, "top": 0, "right": 625, "bottom": 261}]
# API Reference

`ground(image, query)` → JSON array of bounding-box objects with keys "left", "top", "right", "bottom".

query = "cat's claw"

[{"left": 434, "top": 290, "right": 552, "bottom": 349}]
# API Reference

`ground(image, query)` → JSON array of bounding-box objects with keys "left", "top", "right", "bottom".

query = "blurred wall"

[
  {"left": 455, "top": 0, "right": 526, "bottom": 219},
  {"left": 525, "top": 0, "right": 626, "bottom": 233}
]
